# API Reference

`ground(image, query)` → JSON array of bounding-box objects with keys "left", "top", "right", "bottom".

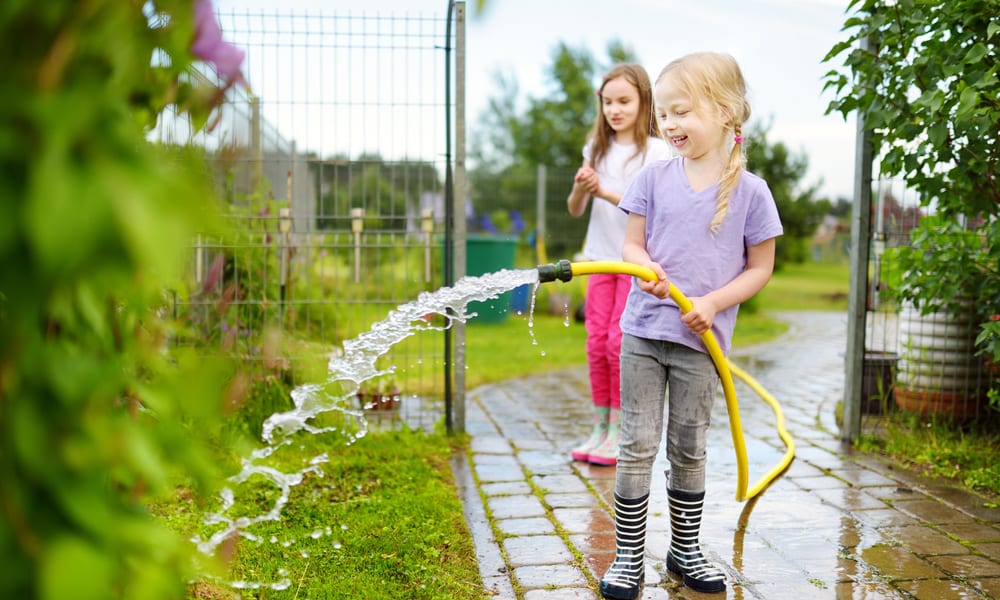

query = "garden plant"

[
  {"left": 824, "top": 0, "right": 1000, "bottom": 409},
  {"left": 823, "top": 0, "right": 999, "bottom": 498},
  {"left": 0, "top": 2, "right": 260, "bottom": 598}
]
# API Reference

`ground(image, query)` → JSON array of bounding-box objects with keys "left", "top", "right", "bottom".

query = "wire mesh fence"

[
  {"left": 152, "top": 5, "right": 460, "bottom": 434},
  {"left": 861, "top": 178, "right": 996, "bottom": 429}
]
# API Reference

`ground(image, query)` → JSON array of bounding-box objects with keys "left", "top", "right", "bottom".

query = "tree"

[
  {"left": 469, "top": 41, "right": 640, "bottom": 256},
  {"left": 744, "top": 123, "right": 831, "bottom": 268},
  {"left": 823, "top": 0, "right": 1000, "bottom": 370}
]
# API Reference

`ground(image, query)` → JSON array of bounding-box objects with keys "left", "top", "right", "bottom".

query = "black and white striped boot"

[
  {"left": 665, "top": 488, "right": 726, "bottom": 593},
  {"left": 598, "top": 493, "right": 648, "bottom": 600}
]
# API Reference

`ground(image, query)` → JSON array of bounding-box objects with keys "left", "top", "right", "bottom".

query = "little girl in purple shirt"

[{"left": 599, "top": 52, "right": 783, "bottom": 599}]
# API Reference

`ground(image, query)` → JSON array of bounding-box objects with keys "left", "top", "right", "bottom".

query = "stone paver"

[{"left": 455, "top": 312, "right": 1000, "bottom": 599}]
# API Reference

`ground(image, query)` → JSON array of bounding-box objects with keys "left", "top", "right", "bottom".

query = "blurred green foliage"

[{"left": 0, "top": 2, "right": 248, "bottom": 598}]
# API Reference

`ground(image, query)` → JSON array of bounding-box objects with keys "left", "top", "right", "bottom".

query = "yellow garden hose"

[{"left": 537, "top": 259, "right": 795, "bottom": 501}]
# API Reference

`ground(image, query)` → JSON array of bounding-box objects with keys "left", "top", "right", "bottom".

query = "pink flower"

[{"left": 191, "top": 0, "right": 246, "bottom": 87}]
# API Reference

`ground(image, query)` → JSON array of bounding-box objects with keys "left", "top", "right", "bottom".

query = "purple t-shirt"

[{"left": 618, "top": 157, "right": 783, "bottom": 355}]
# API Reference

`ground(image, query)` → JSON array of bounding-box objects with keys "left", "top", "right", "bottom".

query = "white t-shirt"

[{"left": 580, "top": 137, "right": 671, "bottom": 261}]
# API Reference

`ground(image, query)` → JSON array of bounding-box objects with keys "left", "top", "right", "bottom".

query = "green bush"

[
  {"left": 0, "top": 2, "right": 252, "bottom": 598},
  {"left": 824, "top": 0, "right": 1000, "bottom": 406}
]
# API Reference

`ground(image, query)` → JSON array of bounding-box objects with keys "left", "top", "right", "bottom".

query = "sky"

[{"left": 217, "top": 0, "right": 858, "bottom": 201}]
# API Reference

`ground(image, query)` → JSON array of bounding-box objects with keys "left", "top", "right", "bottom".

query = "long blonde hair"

[
  {"left": 589, "top": 63, "right": 661, "bottom": 169},
  {"left": 657, "top": 52, "right": 750, "bottom": 233}
]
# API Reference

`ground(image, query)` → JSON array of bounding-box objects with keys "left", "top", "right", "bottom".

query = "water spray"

[{"left": 537, "top": 259, "right": 795, "bottom": 501}]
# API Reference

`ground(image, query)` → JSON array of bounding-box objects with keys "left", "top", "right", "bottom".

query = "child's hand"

[
  {"left": 681, "top": 296, "right": 717, "bottom": 336},
  {"left": 637, "top": 261, "right": 671, "bottom": 299},
  {"left": 574, "top": 167, "right": 599, "bottom": 194}
]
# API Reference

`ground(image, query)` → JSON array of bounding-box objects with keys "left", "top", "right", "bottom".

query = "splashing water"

[{"left": 193, "top": 268, "right": 542, "bottom": 579}]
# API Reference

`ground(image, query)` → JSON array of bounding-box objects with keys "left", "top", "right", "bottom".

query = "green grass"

[
  {"left": 465, "top": 313, "right": 587, "bottom": 389},
  {"left": 758, "top": 261, "right": 850, "bottom": 311},
  {"left": 856, "top": 414, "right": 1000, "bottom": 503},
  {"left": 732, "top": 260, "right": 850, "bottom": 346},
  {"left": 159, "top": 429, "right": 485, "bottom": 599}
]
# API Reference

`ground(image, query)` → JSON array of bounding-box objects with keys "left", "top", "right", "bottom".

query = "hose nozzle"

[{"left": 536, "top": 259, "right": 573, "bottom": 283}]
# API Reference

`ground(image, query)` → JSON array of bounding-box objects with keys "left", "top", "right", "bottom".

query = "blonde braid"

[{"left": 709, "top": 125, "right": 748, "bottom": 234}]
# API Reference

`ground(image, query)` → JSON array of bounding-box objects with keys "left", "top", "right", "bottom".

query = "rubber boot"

[
  {"left": 599, "top": 493, "right": 648, "bottom": 600},
  {"left": 570, "top": 406, "right": 609, "bottom": 462},
  {"left": 588, "top": 408, "right": 620, "bottom": 466},
  {"left": 665, "top": 488, "right": 726, "bottom": 593}
]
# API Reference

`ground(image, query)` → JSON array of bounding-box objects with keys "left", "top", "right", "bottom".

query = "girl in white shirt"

[{"left": 566, "top": 63, "right": 671, "bottom": 466}]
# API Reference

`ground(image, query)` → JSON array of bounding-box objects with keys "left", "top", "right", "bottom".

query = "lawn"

[{"left": 162, "top": 429, "right": 486, "bottom": 600}]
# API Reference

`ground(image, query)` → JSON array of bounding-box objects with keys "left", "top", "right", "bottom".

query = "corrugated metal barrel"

[{"left": 896, "top": 301, "right": 987, "bottom": 419}]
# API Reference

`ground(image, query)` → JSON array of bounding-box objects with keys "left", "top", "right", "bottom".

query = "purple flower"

[{"left": 191, "top": 0, "right": 246, "bottom": 86}]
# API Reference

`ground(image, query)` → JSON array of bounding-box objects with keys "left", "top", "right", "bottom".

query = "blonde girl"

[{"left": 599, "top": 52, "right": 783, "bottom": 599}]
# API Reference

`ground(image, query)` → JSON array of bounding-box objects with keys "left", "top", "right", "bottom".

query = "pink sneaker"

[
  {"left": 571, "top": 422, "right": 607, "bottom": 462},
  {"left": 588, "top": 411, "right": 620, "bottom": 466}
]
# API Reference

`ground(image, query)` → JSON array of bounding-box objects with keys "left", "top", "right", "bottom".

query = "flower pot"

[
  {"left": 356, "top": 389, "right": 401, "bottom": 411},
  {"left": 894, "top": 387, "right": 980, "bottom": 421}
]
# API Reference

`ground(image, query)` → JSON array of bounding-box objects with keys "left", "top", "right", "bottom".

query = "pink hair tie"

[{"left": 734, "top": 135, "right": 743, "bottom": 144}]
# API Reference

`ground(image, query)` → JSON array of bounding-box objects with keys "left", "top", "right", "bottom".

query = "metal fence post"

[
  {"left": 444, "top": 0, "right": 467, "bottom": 435},
  {"left": 452, "top": 0, "right": 467, "bottom": 435},
  {"left": 842, "top": 37, "right": 873, "bottom": 443}
]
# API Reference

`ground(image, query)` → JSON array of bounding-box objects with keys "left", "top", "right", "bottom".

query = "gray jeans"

[{"left": 616, "top": 333, "right": 719, "bottom": 497}]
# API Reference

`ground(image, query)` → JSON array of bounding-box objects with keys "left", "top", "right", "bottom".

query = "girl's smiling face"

[
  {"left": 601, "top": 75, "right": 641, "bottom": 140},
  {"left": 654, "top": 73, "right": 728, "bottom": 162}
]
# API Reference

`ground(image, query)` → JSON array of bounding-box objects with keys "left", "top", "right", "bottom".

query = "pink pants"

[{"left": 585, "top": 273, "right": 631, "bottom": 410}]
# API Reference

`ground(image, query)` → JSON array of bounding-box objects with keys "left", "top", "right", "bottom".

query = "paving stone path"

[{"left": 452, "top": 311, "right": 1000, "bottom": 599}]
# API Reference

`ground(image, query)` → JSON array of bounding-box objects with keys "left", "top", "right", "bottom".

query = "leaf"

[
  {"left": 927, "top": 121, "right": 949, "bottom": 147},
  {"left": 915, "top": 88, "right": 944, "bottom": 114},
  {"left": 963, "top": 42, "right": 989, "bottom": 66},
  {"left": 122, "top": 425, "right": 169, "bottom": 494},
  {"left": 956, "top": 86, "right": 980, "bottom": 119},
  {"left": 40, "top": 536, "right": 114, "bottom": 600}
]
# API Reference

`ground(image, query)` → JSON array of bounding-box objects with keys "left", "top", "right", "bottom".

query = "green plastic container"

[{"left": 464, "top": 234, "right": 517, "bottom": 324}]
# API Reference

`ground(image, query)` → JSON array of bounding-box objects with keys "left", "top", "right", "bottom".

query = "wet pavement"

[{"left": 451, "top": 311, "right": 1000, "bottom": 599}]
